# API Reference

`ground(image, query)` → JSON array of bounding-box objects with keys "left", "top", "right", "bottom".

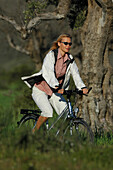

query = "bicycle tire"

[
  {"left": 17, "top": 114, "right": 39, "bottom": 128},
  {"left": 62, "top": 118, "right": 94, "bottom": 143}
]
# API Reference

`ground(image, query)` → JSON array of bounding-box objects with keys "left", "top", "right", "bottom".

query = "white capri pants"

[{"left": 32, "top": 86, "right": 67, "bottom": 117}]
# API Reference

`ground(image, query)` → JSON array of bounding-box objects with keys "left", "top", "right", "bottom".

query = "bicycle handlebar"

[{"left": 63, "top": 87, "right": 92, "bottom": 96}]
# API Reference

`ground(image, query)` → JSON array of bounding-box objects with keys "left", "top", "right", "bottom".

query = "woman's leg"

[
  {"left": 32, "top": 86, "right": 53, "bottom": 132},
  {"left": 32, "top": 116, "right": 48, "bottom": 132}
]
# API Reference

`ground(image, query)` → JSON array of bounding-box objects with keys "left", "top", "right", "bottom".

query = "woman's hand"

[
  {"left": 55, "top": 86, "right": 64, "bottom": 94},
  {"left": 57, "top": 89, "right": 64, "bottom": 94},
  {"left": 82, "top": 88, "right": 88, "bottom": 94}
]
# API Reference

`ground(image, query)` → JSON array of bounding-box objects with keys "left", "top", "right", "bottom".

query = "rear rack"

[{"left": 20, "top": 109, "right": 41, "bottom": 114}]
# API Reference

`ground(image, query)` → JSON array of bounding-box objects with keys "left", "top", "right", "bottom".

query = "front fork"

[
  {"left": 67, "top": 100, "right": 79, "bottom": 135},
  {"left": 70, "top": 120, "right": 73, "bottom": 135}
]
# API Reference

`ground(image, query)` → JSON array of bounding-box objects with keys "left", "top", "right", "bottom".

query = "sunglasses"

[{"left": 61, "top": 42, "right": 72, "bottom": 46}]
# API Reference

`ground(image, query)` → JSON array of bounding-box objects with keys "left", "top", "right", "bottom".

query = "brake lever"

[
  {"left": 88, "top": 87, "right": 92, "bottom": 94},
  {"left": 77, "top": 87, "right": 92, "bottom": 96}
]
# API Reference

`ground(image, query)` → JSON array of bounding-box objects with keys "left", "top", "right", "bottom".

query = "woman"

[{"left": 21, "top": 34, "right": 88, "bottom": 132}]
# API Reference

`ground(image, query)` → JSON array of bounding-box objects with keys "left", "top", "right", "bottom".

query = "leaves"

[
  {"left": 74, "top": 9, "right": 87, "bottom": 30},
  {"left": 23, "top": 0, "right": 48, "bottom": 23},
  {"left": 68, "top": 0, "right": 88, "bottom": 29}
]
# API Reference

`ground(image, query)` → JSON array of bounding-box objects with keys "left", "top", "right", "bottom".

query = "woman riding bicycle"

[{"left": 21, "top": 33, "right": 88, "bottom": 133}]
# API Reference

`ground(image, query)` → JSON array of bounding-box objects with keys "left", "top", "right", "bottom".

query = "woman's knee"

[{"left": 41, "top": 107, "right": 53, "bottom": 117}]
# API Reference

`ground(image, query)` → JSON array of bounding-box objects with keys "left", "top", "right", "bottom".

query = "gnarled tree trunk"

[{"left": 79, "top": 0, "right": 113, "bottom": 132}]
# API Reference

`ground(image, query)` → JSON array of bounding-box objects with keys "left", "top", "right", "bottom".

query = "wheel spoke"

[
  {"left": 61, "top": 118, "right": 94, "bottom": 143},
  {"left": 74, "top": 119, "right": 94, "bottom": 143}
]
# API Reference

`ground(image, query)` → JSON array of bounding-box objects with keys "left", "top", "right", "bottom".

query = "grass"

[
  {"left": 0, "top": 130, "right": 113, "bottom": 170},
  {"left": 0, "top": 68, "right": 113, "bottom": 170}
]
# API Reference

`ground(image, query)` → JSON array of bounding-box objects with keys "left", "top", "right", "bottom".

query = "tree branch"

[
  {"left": 7, "top": 34, "right": 30, "bottom": 55},
  {"left": 27, "top": 12, "right": 64, "bottom": 30},
  {"left": 57, "top": 0, "right": 71, "bottom": 16},
  {"left": 0, "top": 0, "right": 70, "bottom": 39},
  {"left": 0, "top": 12, "right": 64, "bottom": 39},
  {"left": 0, "top": 14, "right": 22, "bottom": 32},
  {"left": 95, "top": 0, "right": 107, "bottom": 12},
  {"left": 0, "top": 13, "right": 28, "bottom": 39}
]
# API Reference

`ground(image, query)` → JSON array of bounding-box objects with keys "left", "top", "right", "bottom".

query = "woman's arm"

[{"left": 70, "top": 61, "right": 86, "bottom": 90}]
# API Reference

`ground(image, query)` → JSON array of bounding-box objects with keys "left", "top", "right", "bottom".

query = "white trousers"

[{"left": 32, "top": 86, "right": 67, "bottom": 117}]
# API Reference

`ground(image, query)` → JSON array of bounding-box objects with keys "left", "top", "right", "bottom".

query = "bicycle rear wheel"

[
  {"left": 63, "top": 118, "right": 94, "bottom": 143},
  {"left": 17, "top": 114, "right": 39, "bottom": 128}
]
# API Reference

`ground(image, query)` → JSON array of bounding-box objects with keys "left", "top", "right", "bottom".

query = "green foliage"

[
  {"left": 0, "top": 66, "right": 113, "bottom": 169},
  {"left": 0, "top": 121, "right": 113, "bottom": 170},
  {"left": 68, "top": 0, "right": 88, "bottom": 29},
  {"left": 23, "top": 0, "right": 48, "bottom": 23},
  {"left": 95, "top": 131, "right": 113, "bottom": 145},
  {"left": 74, "top": 10, "right": 87, "bottom": 30},
  {"left": 13, "top": 87, "right": 36, "bottom": 111},
  {"left": 0, "top": 64, "right": 34, "bottom": 89},
  {"left": 23, "top": 0, "right": 88, "bottom": 30}
]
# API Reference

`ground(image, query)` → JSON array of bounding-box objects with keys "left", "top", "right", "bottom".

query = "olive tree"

[
  {"left": 0, "top": 0, "right": 113, "bottom": 131},
  {"left": 79, "top": 0, "right": 113, "bottom": 131}
]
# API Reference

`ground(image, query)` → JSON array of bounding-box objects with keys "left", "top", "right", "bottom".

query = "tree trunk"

[{"left": 79, "top": 0, "right": 113, "bottom": 132}]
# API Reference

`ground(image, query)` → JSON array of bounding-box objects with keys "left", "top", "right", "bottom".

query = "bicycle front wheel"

[
  {"left": 74, "top": 118, "right": 94, "bottom": 143},
  {"left": 63, "top": 118, "right": 94, "bottom": 143}
]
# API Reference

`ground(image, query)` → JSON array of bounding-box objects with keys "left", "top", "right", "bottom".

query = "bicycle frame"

[
  {"left": 48, "top": 88, "right": 92, "bottom": 136},
  {"left": 65, "top": 89, "right": 80, "bottom": 119},
  {"left": 66, "top": 97, "right": 79, "bottom": 136},
  {"left": 17, "top": 88, "right": 94, "bottom": 143},
  {"left": 48, "top": 91, "right": 79, "bottom": 136}
]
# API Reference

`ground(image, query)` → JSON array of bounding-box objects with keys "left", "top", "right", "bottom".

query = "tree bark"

[
  {"left": 57, "top": 0, "right": 71, "bottom": 16},
  {"left": 80, "top": 0, "right": 113, "bottom": 132}
]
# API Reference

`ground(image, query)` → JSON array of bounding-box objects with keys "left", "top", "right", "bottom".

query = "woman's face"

[{"left": 58, "top": 37, "right": 72, "bottom": 55}]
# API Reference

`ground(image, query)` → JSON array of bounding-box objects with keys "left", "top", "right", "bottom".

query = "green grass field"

[{"left": 0, "top": 68, "right": 113, "bottom": 170}]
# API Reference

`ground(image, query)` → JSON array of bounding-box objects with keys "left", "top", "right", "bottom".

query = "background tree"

[
  {"left": 80, "top": 0, "right": 113, "bottom": 131},
  {"left": 0, "top": 0, "right": 86, "bottom": 69},
  {"left": 0, "top": 0, "right": 113, "bottom": 132}
]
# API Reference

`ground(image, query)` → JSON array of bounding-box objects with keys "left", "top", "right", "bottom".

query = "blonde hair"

[{"left": 49, "top": 33, "right": 72, "bottom": 51}]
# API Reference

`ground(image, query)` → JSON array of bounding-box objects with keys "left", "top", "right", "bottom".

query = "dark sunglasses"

[{"left": 61, "top": 42, "right": 72, "bottom": 46}]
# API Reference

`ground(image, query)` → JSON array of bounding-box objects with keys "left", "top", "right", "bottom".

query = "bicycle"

[{"left": 17, "top": 88, "right": 94, "bottom": 143}]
